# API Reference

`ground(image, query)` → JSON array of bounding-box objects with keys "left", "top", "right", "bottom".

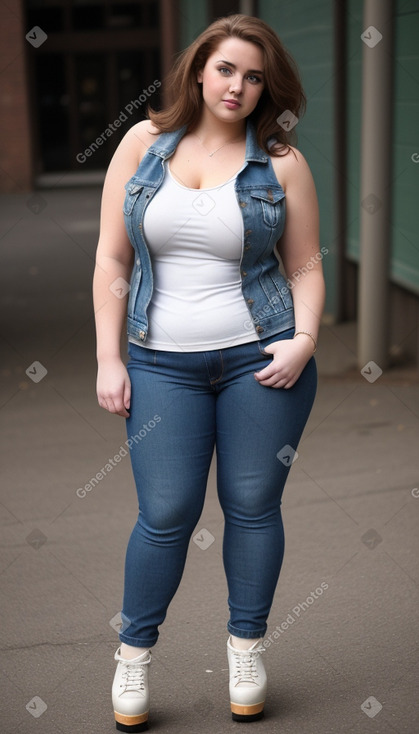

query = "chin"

[{"left": 214, "top": 106, "right": 248, "bottom": 121}]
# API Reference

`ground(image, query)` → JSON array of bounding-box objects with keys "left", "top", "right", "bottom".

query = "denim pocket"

[{"left": 250, "top": 187, "right": 285, "bottom": 228}]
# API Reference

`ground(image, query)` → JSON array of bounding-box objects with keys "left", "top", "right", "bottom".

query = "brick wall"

[{"left": 0, "top": 0, "right": 34, "bottom": 192}]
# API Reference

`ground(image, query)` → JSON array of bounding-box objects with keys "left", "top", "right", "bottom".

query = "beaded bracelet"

[{"left": 293, "top": 330, "right": 317, "bottom": 353}]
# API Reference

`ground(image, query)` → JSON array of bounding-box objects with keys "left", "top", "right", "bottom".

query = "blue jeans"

[{"left": 119, "top": 330, "right": 317, "bottom": 647}]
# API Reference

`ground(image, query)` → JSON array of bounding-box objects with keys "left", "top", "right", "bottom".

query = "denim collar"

[{"left": 148, "top": 120, "right": 268, "bottom": 164}]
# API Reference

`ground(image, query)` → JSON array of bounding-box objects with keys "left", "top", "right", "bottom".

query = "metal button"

[
  {"left": 136, "top": 258, "right": 140, "bottom": 265},
  {"left": 241, "top": 270, "right": 247, "bottom": 277},
  {"left": 239, "top": 201, "right": 247, "bottom": 208},
  {"left": 245, "top": 229, "right": 252, "bottom": 236},
  {"left": 139, "top": 330, "right": 145, "bottom": 340},
  {"left": 247, "top": 298, "right": 254, "bottom": 305},
  {"left": 244, "top": 244, "right": 250, "bottom": 251},
  {"left": 256, "top": 326, "right": 264, "bottom": 333}
]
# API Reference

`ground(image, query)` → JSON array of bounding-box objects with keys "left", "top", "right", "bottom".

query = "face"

[{"left": 197, "top": 37, "right": 265, "bottom": 123}]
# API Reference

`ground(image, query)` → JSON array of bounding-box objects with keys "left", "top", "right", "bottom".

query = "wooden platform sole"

[
  {"left": 115, "top": 710, "right": 149, "bottom": 732},
  {"left": 230, "top": 701, "right": 265, "bottom": 722}
]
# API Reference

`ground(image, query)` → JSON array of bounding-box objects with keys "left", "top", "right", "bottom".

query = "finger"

[
  {"left": 279, "top": 373, "right": 302, "bottom": 389},
  {"left": 111, "top": 398, "right": 129, "bottom": 416},
  {"left": 98, "top": 396, "right": 112, "bottom": 411},
  {"left": 99, "top": 394, "right": 129, "bottom": 416},
  {"left": 255, "top": 363, "right": 289, "bottom": 384},
  {"left": 124, "top": 381, "right": 131, "bottom": 411},
  {"left": 261, "top": 343, "right": 276, "bottom": 355},
  {"left": 109, "top": 393, "right": 130, "bottom": 417},
  {"left": 284, "top": 370, "right": 303, "bottom": 389},
  {"left": 257, "top": 374, "right": 288, "bottom": 387},
  {"left": 105, "top": 397, "right": 118, "bottom": 414},
  {"left": 254, "top": 364, "right": 278, "bottom": 381}
]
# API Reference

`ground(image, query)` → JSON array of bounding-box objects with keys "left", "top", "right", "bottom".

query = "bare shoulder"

[
  {"left": 270, "top": 145, "right": 315, "bottom": 193},
  {"left": 128, "top": 119, "right": 161, "bottom": 151},
  {"left": 124, "top": 119, "right": 162, "bottom": 164},
  {"left": 104, "top": 119, "right": 161, "bottom": 184}
]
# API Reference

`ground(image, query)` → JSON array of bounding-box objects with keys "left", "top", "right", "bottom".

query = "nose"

[{"left": 229, "top": 75, "right": 243, "bottom": 94}]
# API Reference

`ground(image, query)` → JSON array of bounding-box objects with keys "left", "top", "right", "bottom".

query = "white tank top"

[{"left": 129, "top": 160, "right": 258, "bottom": 351}]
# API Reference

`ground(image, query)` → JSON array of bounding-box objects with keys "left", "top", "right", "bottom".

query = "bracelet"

[{"left": 293, "top": 331, "right": 317, "bottom": 353}]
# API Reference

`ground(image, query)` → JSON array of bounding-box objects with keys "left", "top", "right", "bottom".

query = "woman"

[{"left": 93, "top": 14, "right": 325, "bottom": 732}]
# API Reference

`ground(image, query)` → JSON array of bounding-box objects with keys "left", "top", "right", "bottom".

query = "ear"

[{"left": 197, "top": 69, "right": 203, "bottom": 83}]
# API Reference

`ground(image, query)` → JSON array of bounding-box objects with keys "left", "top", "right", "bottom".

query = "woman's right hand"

[{"left": 96, "top": 357, "right": 131, "bottom": 417}]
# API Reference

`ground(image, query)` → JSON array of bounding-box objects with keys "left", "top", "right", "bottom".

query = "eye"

[
  {"left": 219, "top": 66, "right": 232, "bottom": 76},
  {"left": 247, "top": 74, "right": 262, "bottom": 85}
]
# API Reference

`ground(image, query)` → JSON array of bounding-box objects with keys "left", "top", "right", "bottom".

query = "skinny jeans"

[{"left": 119, "top": 329, "right": 317, "bottom": 647}]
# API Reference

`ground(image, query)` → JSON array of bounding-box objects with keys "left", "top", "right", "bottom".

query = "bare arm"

[
  {"left": 254, "top": 148, "right": 325, "bottom": 389},
  {"left": 93, "top": 121, "right": 158, "bottom": 416}
]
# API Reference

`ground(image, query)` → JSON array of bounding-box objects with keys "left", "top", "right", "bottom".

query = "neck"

[{"left": 192, "top": 109, "right": 247, "bottom": 147}]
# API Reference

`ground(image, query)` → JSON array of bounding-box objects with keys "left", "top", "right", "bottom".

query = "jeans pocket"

[
  {"left": 257, "top": 338, "right": 274, "bottom": 357},
  {"left": 257, "top": 328, "right": 295, "bottom": 356}
]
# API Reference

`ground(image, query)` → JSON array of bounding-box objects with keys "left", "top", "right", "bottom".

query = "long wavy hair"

[{"left": 148, "top": 14, "right": 306, "bottom": 155}]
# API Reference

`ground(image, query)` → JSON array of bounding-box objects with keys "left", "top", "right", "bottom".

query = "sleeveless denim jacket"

[{"left": 123, "top": 121, "right": 295, "bottom": 344}]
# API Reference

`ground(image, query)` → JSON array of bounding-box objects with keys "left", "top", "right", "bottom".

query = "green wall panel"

[
  {"left": 346, "top": 0, "right": 363, "bottom": 264},
  {"left": 179, "top": 0, "right": 208, "bottom": 49},
  {"left": 346, "top": 0, "right": 419, "bottom": 294},
  {"left": 259, "top": 0, "right": 338, "bottom": 318},
  {"left": 392, "top": 6, "right": 419, "bottom": 293}
]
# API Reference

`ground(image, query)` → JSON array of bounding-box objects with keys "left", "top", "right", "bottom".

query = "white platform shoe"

[
  {"left": 112, "top": 647, "right": 151, "bottom": 732},
  {"left": 227, "top": 636, "right": 267, "bottom": 721}
]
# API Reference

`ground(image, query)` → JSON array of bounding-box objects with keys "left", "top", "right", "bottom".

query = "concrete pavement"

[{"left": 0, "top": 187, "right": 418, "bottom": 734}]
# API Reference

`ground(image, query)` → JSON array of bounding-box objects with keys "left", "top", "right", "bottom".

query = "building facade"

[{"left": 1, "top": 0, "right": 418, "bottom": 364}]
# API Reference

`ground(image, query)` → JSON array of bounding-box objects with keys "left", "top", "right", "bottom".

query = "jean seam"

[
  {"left": 204, "top": 351, "right": 224, "bottom": 385},
  {"left": 227, "top": 622, "right": 267, "bottom": 638}
]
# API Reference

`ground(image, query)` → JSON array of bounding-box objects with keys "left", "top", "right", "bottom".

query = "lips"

[{"left": 223, "top": 99, "right": 241, "bottom": 109}]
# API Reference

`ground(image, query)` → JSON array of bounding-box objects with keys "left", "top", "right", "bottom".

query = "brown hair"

[{"left": 148, "top": 14, "right": 306, "bottom": 155}]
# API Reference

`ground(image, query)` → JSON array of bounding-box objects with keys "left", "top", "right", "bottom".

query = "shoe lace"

[
  {"left": 232, "top": 646, "right": 264, "bottom": 684},
  {"left": 120, "top": 658, "right": 150, "bottom": 693}
]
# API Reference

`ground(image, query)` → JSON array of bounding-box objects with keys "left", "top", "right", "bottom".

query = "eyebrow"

[{"left": 216, "top": 59, "right": 264, "bottom": 75}]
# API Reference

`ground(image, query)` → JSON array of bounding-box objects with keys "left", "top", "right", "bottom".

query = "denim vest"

[{"left": 123, "top": 121, "right": 295, "bottom": 344}]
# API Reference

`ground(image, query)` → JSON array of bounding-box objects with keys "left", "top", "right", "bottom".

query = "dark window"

[
  {"left": 35, "top": 54, "right": 70, "bottom": 170},
  {"left": 24, "top": 0, "right": 162, "bottom": 172},
  {"left": 26, "top": 2, "right": 65, "bottom": 32},
  {"left": 75, "top": 54, "right": 109, "bottom": 167},
  {"left": 210, "top": 0, "right": 241, "bottom": 20},
  {"left": 108, "top": 2, "right": 159, "bottom": 29},
  {"left": 73, "top": 4, "right": 106, "bottom": 31}
]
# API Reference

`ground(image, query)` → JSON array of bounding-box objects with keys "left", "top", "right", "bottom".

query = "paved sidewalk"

[{"left": 0, "top": 188, "right": 418, "bottom": 734}]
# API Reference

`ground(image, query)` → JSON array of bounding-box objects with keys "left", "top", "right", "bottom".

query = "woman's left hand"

[{"left": 254, "top": 337, "right": 315, "bottom": 389}]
